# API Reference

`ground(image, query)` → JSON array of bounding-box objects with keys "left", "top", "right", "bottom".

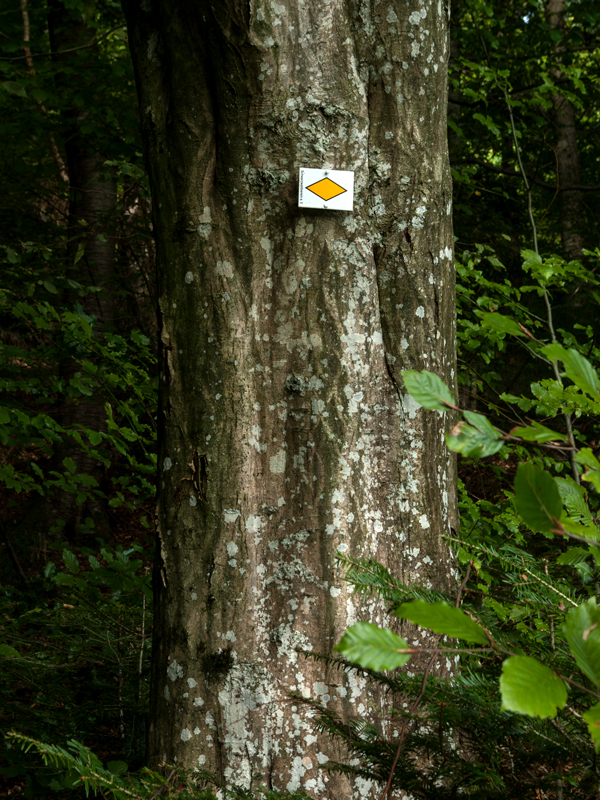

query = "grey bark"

[
  {"left": 546, "top": 0, "right": 584, "bottom": 260},
  {"left": 123, "top": 1, "right": 458, "bottom": 797}
]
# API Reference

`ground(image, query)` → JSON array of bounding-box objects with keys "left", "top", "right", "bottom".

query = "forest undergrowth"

[{"left": 1, "top": 0, "right": 600, "bottom": 797}]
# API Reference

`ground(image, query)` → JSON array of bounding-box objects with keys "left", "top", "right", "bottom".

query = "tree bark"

[
  {"left": 123, "top": 0, "right": 458, "bottom": 796},
  {"left": 546, "top": 0, "right": 584, "bottom": 260}
]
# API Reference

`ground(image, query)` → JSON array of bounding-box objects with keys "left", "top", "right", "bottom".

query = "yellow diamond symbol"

[{"left": 307, "top": 177, "right": 346, "bottom": 201}]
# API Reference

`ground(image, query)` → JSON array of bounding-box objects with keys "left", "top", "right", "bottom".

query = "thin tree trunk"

[
  {"left": 124, "top": 1, "right": 458, "bottom": 796},
  {"left": 546, "top": 0, "right": 584, "bottom": 260},
  {"left": 20, "top": 0, "right": 69, "bottom": 182},
  {"left": 46, "top": 0, "right": 117, "bottom": 540}
]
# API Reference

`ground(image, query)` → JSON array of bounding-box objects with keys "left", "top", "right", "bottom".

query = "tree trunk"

[
  {"left": 546, "top": 0, "right": 584, "bottom": 260},
  {"left": 123, "top": 0, "right": 458, "bottom": 795},
  {"left": 47, "top": 1, "right": 117, "bottom": 540}
]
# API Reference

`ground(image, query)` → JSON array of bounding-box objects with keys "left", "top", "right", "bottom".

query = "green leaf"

[
  {"left": 542, "top": 344, "right": 600, "bottom": 399},
  {"left": 446, "top": 414, "right": 504, "bottom": 459},
  {"left": 511, "top": 421, "right": 567, "bottom": 443},
  {"left": 2, "top": 81, "right": 27, "bottom": 98},
  {"left": 583, "top": 702, "right": 600, "bottom": 752},
  {"left": 43, "top": 280, "right": 58, "bottom": 294},
  {"left": 88, "top": 430, "right": 102, "bottom": 446},
  {"left": 401, "top": 370, "right": 457, "bottom": 412},
  {"left": 55, "top": 573, "right": 75, "bottom": 586},
  {"left": 334, "top": 622, "right": 411, "bottom": 671},
  {"left": 472, "top": 113, "right": 500, "bottom": 136},
  {"left": 74, "top": 242, "right": 86, "bottom": 265},
  {"left": 522, "top": 249, "right": 543, "bottom": 269},
  {"left": 106, "top": 761, "right": 128, "bottom": 776},
  {"left": 557, "top": 547, "right": 592, "bottom": 567},
  {"left": 63, "top": 549, "right": 80, "bottom": 575},
  {"left": 395, "top": 600, "right": 488, "bottom": 644},
  {"left": 478, "top": 311, "right": 525, "bottom": 337},
  {"left": 556, "top": 477, "right": 594, "bottom": 526},
  {"left": 576, "top": 449, "right": 600, "bottom": 493},
  {"left": 513, "top": 463, "right": 562, "bottom": 533},
  {"left": 462, "top": 410, "right": 498, "bottom": 436},
  {"left": 563, "top": 599, "right": 600, "bottom": 686},
  {"left": 500, "top": 656, "right": 566, "bottom": 718},
  {"left": 0, "top": 644, "right": 21, "bottom": 658},
  {"left": 0, "top": 407, "right": 10, "bottom": 424},
  {"left": 559, "top": 516, "right": 600, "bottom": 542},
  {"left": 44, "top": 562, "right": 56, "bottom": 579},
  {"left": 62, "top": 457, "right": 77, "bottom": 474}
]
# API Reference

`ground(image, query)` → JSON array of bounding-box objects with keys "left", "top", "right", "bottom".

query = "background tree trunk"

[
  {"left": 546, "top": 0, "right": 584, "bottom": 260},
  {"left": 123, "top": 0, "right": 458, "bottom": 796},
  {"left": 47, "top": 0, "right": 117, "bottom": 540}
]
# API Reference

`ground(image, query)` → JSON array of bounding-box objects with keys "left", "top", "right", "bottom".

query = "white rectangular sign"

[{"left": 298, "top": 168, "right": 354, "bottom": 211}]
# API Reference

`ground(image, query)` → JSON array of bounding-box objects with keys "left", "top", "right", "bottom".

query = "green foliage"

[
  {"left": 0, "top": 6, "right": 157, "bottom": 794},
  {"left": 563, "top": 599, "right": 600, "bottom": 686},
  {"left": 334, "top": 622, "right": 410, "bottom": 671},
  {"left": 401, "top": 370, "right": 457, "bottom": 411},
  {"left": 499, "top": 656, "right": 567, "bottom": 719},
  {"left": 1, "top": 0, "right": 599, "bottom": 797},
  {"left": 6, "top": 733, "right": 311, "bottom": 800},
  {"left": 333, "top": 242, "right": 600, "bottom": 793},
  {"left": 395, "top": 600, "right": 489, "bottom": 645},
  {"left": 449, "top": 0, "right": 600, "bottom": 253},
  {"left": 583, "top": 703, "right": 600, "bottom": 753},
  {"left": 513, "top": 462, "right": 562, "bottom": 533},
  {"left": 0, "top": 286, "right": 157, "bottom": 507},
  {"left": 0, "top": 541, "right": 152, "bottom": 795},
  {"left": 446, "top": 409, "right": 504, "bottom": 458}
]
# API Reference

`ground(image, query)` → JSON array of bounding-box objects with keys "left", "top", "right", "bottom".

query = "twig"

[
  {"left": 148, "top": 769, "right": 177, "bottom": 800},
  {"left": 503, "top": 85, "right": 580, "bottom": 483},
  {"left": 455, "top": 562, "right": 472, "bottom": 607},
  {"left": 0, "top": 24, "right": 126, "bottom": 61},
  {"left": 138, "top": 591, "right": 146, "bottom": 703},
  {"left": 118, "top": 660, "right": 125, "bottom": 740},
  {"left": 19, "top": 0, "right": 69, "bottom": 182},
  {"left": 379, "top": 652, "right": 438, "bottom": 800},
  {"left": 445, "top": 536, "right": 580, "bottom": 608},
  {"left": 0, "top": 519, "right": 28, "bottom": 585},
  {"left": 550, "top": 519, "right": 600, "bottom": 551},
  {"left": 451, "top": 158, "right": 600, "bottom": 192},
  {"left": 536, "top": 141, "right": 560, "bottom": 226},
  {"left": 465, "top": 0, "right": 582, "bottom": 483},
  {"left": 396, "top": 646, "right": 493, "bottom": 655}
]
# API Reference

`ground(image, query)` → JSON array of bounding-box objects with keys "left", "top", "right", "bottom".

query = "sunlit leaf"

[
  {"left": 478, "top": 311, "right": 525, "bottom": 337},
  {"left": 500, "top": 656, "right": 566, "bottom": 718},
  {"left": 583, "top": 702, "right": 600, "bottom": 752},
  {"left": 334, "top": 622, "right": 411, "bottom": 671},
  {"left": 563, "top": 599, "right": 600, "bottom": 686},
  {"left": 402, "top": 370, "right": 457, "bottom": 412},
  {"left": 542, "top": 344, "right": 600, "bottom": 399},
  {"left": 511, "top": 421, "right": 567, "bottom": 443},
  {"left": 395, "top": 600, "right": 488, "bottom": 644},
  {"left": 576, "top": 449, "right": 600, "bottom": 493}
]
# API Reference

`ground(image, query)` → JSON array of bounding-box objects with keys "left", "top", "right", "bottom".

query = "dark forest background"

[{"left": 0, "top": 0, "right": 599, "bottom": 797}]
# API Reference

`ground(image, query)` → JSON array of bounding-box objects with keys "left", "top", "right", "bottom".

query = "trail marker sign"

[{"left": 298, "top": 168, "right": 354, "bottom": 211}]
